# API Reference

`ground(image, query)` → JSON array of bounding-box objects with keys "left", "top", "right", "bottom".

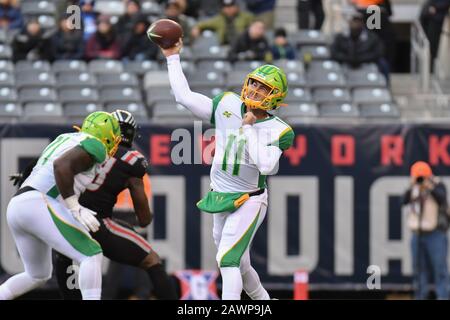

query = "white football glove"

[{"left": 64, "top": 195, "right": 100, "bottom": 233}]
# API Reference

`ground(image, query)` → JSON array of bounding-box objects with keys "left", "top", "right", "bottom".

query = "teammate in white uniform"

[
  {"left": 0, "top": 111, "right": 121, "bottom": 300},
  {"left": 160, "top": 40, "right": 294, "bottom": 300}
]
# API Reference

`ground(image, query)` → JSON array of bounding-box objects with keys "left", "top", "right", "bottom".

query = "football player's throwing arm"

[{"left": 161, "top": 39, "right": 213, "bottom": 121}]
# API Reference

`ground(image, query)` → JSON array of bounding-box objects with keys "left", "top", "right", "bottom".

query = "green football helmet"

[
  {"left": 241, "top": 64, "right": 288, "bottom": 111},
  {"left": 80, "top": 111, "right": 122, "bottom": 156}
]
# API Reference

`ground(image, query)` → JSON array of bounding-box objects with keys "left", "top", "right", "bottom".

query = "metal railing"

[{"left": 410, "top": 19, "right": 431, "bottom": 92}]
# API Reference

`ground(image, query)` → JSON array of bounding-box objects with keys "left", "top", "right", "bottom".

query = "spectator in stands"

[
  {"left": 402, "top": 161, "right": 449, "bottom": 300},
  {"left": 330, "top": 14, "right": 388, "bottom": 79},
  {"left": 12, "top": 19, "right": 51, "bottom": 61},
  {"left": 245, "top": 0, "right": 277, "bottom": 29},
  {"left": 163, "top": 0, "right": 195, "bottom": 45},
  {"left": 420, "top": 0, "right": 450, "bottom": 71},
  {"left": 116, "top": 0, "right": 141, "bottom": 37},
  {"left": 0, "top": 0, "right": 22, "bottom": 30},
  {"left": 121, "top": 14, "right": 159, "bottom": 61},
  {"left": 229, "top": 20, "right": 272, "bottom": 62},
  {"left": 80, "top": 0, "right": 99, "bottom": 41},
  {"left": 271, "top": 27, "right": 296, "bottom": 60},
  {"left": 50, "top": 15, "right": 85, "bottom": 61},
  {"left": 85, "top": 15, "right": 120, "bottom": 60},
  {"left": 191, "top": 0, "right": 253, "bottom": 45},
  {"left": 351, "top": 0, "right": 396, "bottom": 69},
  {"left": 297, "top": 0, "right": 324, "bottom": 30}
]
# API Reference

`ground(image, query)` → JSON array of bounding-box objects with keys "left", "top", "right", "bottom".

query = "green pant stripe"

[
  {"left": 47, "top": 204, "right": 102, "bottom": 257},
  {"left": 220, "top": 207, "right": 261, "bottom": 268}
]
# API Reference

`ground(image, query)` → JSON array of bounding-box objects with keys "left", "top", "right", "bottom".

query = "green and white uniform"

[
  {"left": 23, "top": 132, "right": 107, "bottom": 199},
  {"left": 167, "top": 54, "right": 294, "bottom": 300},
  {"left": 1, "top": 132, "right": 106, "bottom": 300}
]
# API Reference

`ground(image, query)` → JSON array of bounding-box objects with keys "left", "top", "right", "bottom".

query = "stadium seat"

[
  {"left": 278, "top": 102, "right": 319, "bottom": 118},
  {"left": 63, "top": 102, "right": 103, "bottom": 119},
  {"left": 313, "top": 88, "right": 352, "bottom": 104},
  {"left": 286, "top": 71, "right": 306, "bottom": 86},
  {"left": 24, "top": 103, "right": 63, "bottom": 120},
  {"left": 141, "top": 1, "right": 162, "bottom": 15},
  {"left": 57, "top": 72, "right": 97, "bottom": 88},
  {"left": 143, "top": 71, "right": 170, "bottom": 89},
  {"left": 16, "top": 71, "right": 56, "bottom": 88},
  {"left": 21, "top": 1, "right": 57, "bottom": 15},
  {"left": 197, "top": 60, "right": 231, "bottom": 73},
  {"left": 343, "top": 63, "right": 379, "bottom": 74},
  {"left": 319, "top": 103, "right": 359, "bottom": 118},
  {"left": 19, "top": 87, "right": 57, "bottom": 103},
  {"left": 52, "top": 60, "right": 88, "bottom": 73},
  {"left": 347, "top": 70, "right": 387, "bottom": 88},
  {"left": 160, "top": 60, "right": 196, "bottom": 75},
  {"left": 15, "top": 60, "right": 51, "bottom": 73},
  {"left": 359, "top": 103, "right": 400, "bottom": 118},
  {"left": 0, "top": 44, "right": 12, "bottom": 59},
  {"left": 307, "top": 70, "right": 346, "bottom": 88},
  {"left": 100, "top": 87, "right": 142, "bottom": 104},
  {"left": 273, "top": 60, "right": 305, "bottom": 73},
  {"left": 193, "top": 45, "right": 228, "bottom": 61},
  {"left": 105, "top": 102, "right": 148, "bottom": 119},
  {"left": 0, "top": 87, "right": 17, "bottom": 102},
  {"left": 0, "top": 29, "right": 8, "bottom": 44},
  {"left": 89, "top": 60, "right": 123, "bottom": 74},
  {"left": 233, "top": 60, "right": 263, "bottom": 72},
  {"left": 299, "top": 45, "right": 330, "bottom": 60},
  {"left": 124, "top": 60, "right": 160, "bottom": 76},
  {"left": 226, "top": 71, "right": 250, "bottom": 88},
  {"left": 97, "top": 73, "right": 139, "bottom": 88},
  {"left": 37, "top": 15, "right": 56, "bottom": 29},
  {"left": 188, "top": 71, "right": 225, "bottom": 88},
  {"left": 285, "top": 87, "right": 312, "bottom": 103},
  {"left": 0, "top": 102, "right": 22, "bottom": 120},
  {"left": 192, "top": 35, "right": 220, "bottom": 52},
  {"left": 59, "top": 87, "right": 99, "bottom": 103},
  {"left": 146, "top": 87, "right": 175, "bottom": 107},
  {"left": 95, "top": 0, "right": 125, "bottom": 15},
  {"left": 352, "top": 88, "right": 392, "bottom": 104},
  {"left": 0, "top": 71, "right": 14, "bottom": 87},
  {"left": 152, "top": 102, "right": 195, "bottom": 121},
  {"left": 289, "top": 30, "right": 328, "bottom": 47},
  {"left": 191, "top": 86, "right": 224, "bottom": 98},
  {"left": 308, "top": 60, "right": 342, "bottom": 73},
  {"left": 0, "top": 60, "right": 14, "bottom": 72}
]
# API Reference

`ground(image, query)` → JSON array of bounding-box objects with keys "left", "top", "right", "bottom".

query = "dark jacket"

[
  {"left": 12, "top": 29, "right": 52, "bottom": 62},
  {"left": 246, "top": 0, "right": 276, "bottom": 15},
  {"left": 116, "top": 13, "right": 137, "bottom": 36},
  {"left": 121, "top": 31, "right": 159, "bottom": 61},
  {"left": 85, "top": 30, "right": 121, "bottom": 60},
  {"left": 0, "top": 4, "right": 23, "bottom": 30},
  {"left": 420, "top": 0, "right": 450, "bottom": 22},
  {"left": 51, "top": 29, "right": 85, "bottom": 60},
  {"left": 230, "top": 31, "right": 272, "bottom": 62},
  {"left": 271, "top": 44, "right": 296, "bottom": 60},
  {"left": 330, "top": 30, "right": 384, "bottom": 68}
]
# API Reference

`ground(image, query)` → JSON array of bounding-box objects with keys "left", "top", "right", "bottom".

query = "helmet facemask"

[{"left": 241, "top": 66, "right": 288, "bottom": 111}]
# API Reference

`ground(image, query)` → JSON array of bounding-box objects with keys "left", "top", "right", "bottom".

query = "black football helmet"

[{"left": 111, "top": 109, "right": 137, "bottom": 148}]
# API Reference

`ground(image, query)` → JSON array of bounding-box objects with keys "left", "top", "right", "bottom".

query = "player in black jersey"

[{"left": 52, "top": 110, "right": 178, "bottom": 300}]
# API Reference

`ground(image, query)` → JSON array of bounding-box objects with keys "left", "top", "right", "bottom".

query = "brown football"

[{"left": 147, "top": 19, "right": 183, "bottom": 49}]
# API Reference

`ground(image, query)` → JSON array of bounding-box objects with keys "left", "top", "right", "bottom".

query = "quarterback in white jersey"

[
  {"left": 161, "top": 40, "right": 294, "bottom": 300},
  {"left": 0, "top": 111, "right": 121, "bottom": 300}
]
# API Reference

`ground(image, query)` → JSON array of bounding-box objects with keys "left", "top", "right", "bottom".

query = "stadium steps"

[{"left": 390, "top": 73, "right": 450, "bottom": 119}]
